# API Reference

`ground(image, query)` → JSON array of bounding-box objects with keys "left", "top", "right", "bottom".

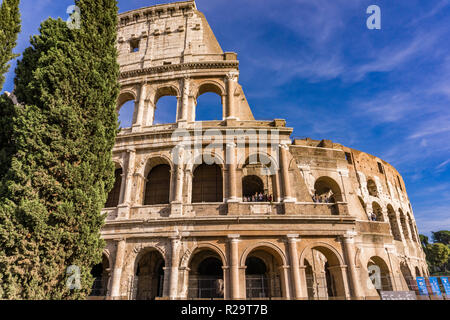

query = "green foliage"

[
  {"left": 432, "top": 231, "right": 450, "bottom": 246},
  {"left": 420, "top": 231, "right": 450, "bottom": 275},
  {"left": 0, "top": 0, "right": 119, "bottom": 299},
  {"left": 427, "top": 243, "right": 449, "bottom": 267},
  {"left": 420, "top": 234, "right": 429, "bottom": 248},
  {"left": 0, "top": 0, "right": 21, "bottom": 90}
]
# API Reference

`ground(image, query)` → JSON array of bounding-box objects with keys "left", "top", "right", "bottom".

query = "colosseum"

[{"left": 91, "top": 0, "right": 428, "bottom": 300}]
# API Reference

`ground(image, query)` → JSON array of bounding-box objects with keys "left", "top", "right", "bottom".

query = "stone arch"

[
  {"left": 193, "top": 80, "right": 225, "bottom": 99},
  {"left": 240, "top": 152, "right": 280, "bottom": 201},
  {"left": 415, "top": 266, "right": 421, "bottom": 277},
  {"left": 240, "top": 242, "right": 287, "bottom": 268},
  {"left": 367, "top": 179, "right": 378, "bottom": 197},
  {"left": 141, "top": 155, "right": 174, "bottom": 178},
  {"left": 400, "top": 261, "right": 414, "bottom": 291},
  {"left": 186, "top": 244, "right": 226, "bottom": 299},
  {"left": 407, "top": 212, "right": 418, "bottom": 242},
  {"left": 144, "top": 164, "right": 171, "bottom": 205},
  {"left": 105, "top": 163, "right": 124, "bottom": 208},
  {"left": 133, "top": 245, "right": 167, "bottom": 275},
  {"left": 313, "top": 176, "right": 343, "bottom": 203},
  {"left": 298, "top": 242, "right": 347, "bottom": 299},
  {"left": 242, "top": 242, "right": 287, "bottom": 299},
  {"left": 387, "top": 204, "right": 402, "bottom": 241},
  {"left": 90, "top": 252, "right": 111, "bottom": 296},
  {"left": 238, "top": 152, "right": 280, "bottom": 172},
  {"left": 102, "top": 249, "right": 113, "bottom": 270},
  {"left": 153, "top": 84, "right": 180, "bottom": 105},
  {"left": 366, "top": 256, "right": 393, "bottom": 293},
  {"left": 371, "top": 201, "right": 384, "bottom": 222},
  {"left": 186, "top": 150, "right": 225, "bottom": 173},
  {"left": 133, "top": 246, "right": 166, "bottom": 300},
  {"left": 182, "top": 243, "right": 228, "bottom": 268},
  {"left": 192, "top": 163, "right": 223, "bottom": 203},
  {"left": 399, "top": 209, "right": 410, "bottom": 240},
  {"left": 117, "top": 89, "right": 137, "bottom": 110},
  {"left": 242, "top": 175, "right": 264, "bottom": 198},
  {"left": 299, "top": 242, "right": 345, "bottom": 267},
  {"left": 151, "top": 85, "right": 180, "bottom": 125},
  {"left": 193, "top": 80, "right": 226, "bottom": 121}
]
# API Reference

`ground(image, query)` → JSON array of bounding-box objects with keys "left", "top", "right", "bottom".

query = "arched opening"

[
  {"left": 154, "top": 96, "right": 178, "bottom": 125},
  {"left": 134, "top": 249, "right": 165, "bottom": 300},
  {"left": 117, "top": 91, "right": 137, "bottom": 129},
  {"left": 367, "top": 179, "right": 378, "bottom": 197},
  {"left": 192, "top": 164, "right": 223, "bottom": 203},
  {"left": 195, "top": 83, "right": 223, "bottom": 121},
  {"left": 387, "top": 205, "right": 402, "bottom": 241},
  {"left": 105, "top": 168, "right": 122, "bottom": 208},
  {"left": 407, "top": 213, "right": 418, "bottom": 242},
  {"left": 400, "top": 263, "right": 414, "bottom": 291},
  {"left": 144, "top": 164, "right": 171, "bottom": 205},
  {"left": 301, "top": 246, "right": 346, "bottom": 300},
  {"left": 415, "top": 266, "right": 421, "bottom": 277},
  {"left": 314, "top": 177, "right": 343, "bottom": 203},
  {"left": 245, "top": 249, "right": 282, "bottom": 299},
  {"left": 371, "top": 202, "right": 384, "bottom": 222},
  {"left": 399, "top": 210, "right": 410, "bottom": 240},
  {"left": 367, "top": 256, "right": 393, "bottom": 296},
  {"left": 90, "top": 254, "right": 110, "bottom": 297},
  {"left": 242, "top": 154, "right": 279, "bottom": 203},
  {"left": 188, "top": 250, "right": 224, "bottom": 299},
  {"left": 242, "top": 175, "right": 264, "bottom": 200}
]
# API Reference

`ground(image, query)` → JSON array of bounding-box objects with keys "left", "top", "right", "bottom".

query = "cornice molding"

[{"left": 120, "top": 61, "right": 239, "bottom": 80}]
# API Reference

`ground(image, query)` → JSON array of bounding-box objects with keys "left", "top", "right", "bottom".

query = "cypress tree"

[
  {"left": 0, "top": 0, "right": 21, "bottom": 90},
  {"left": 0, "top": 0, "right": 119, "bottom": 299},
  {"left": 0, "top": 0, "right": 20, "bottom": 181}
]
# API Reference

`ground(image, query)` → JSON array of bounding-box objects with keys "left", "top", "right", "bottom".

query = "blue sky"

[{"left": 1, "top": 0, "right": 450, "bottom": 238}]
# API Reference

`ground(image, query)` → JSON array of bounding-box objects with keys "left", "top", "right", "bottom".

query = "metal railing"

[
  {"left": 246, "top": 274, "right": 281, "bottom": 299},
  {"left": 188, "top": 276, "right": 224, "bottom": 299}
]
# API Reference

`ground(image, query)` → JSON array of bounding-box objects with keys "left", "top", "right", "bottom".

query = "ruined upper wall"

[{"left": 117, "top": 0, "right": 228, "bottom": 73}]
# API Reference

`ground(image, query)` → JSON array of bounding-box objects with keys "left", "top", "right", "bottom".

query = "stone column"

[
  {"left": 132, "top": 82, "right": 147, "bottom": 132},
  {"left": 123, "top": 148, "right": 136, "bottom": 205},
  {"left": 298, "top": 266, "right": 309, "bottom": 299},
  {"left": 169, "top": 236, "right": 181, "bottom": 300},
  {"left": 226, "top": 72, "right": 239, "bottom": 120},
  {"left": 222, "top": 266, "right": 230, "bottom": 299},
  {"left": 279, "top": 144, "right": 295, "bottom": 202},
  {"left": 280, "top": 266, "right": 291, "bottom": 299},
  {"left": 228, "top": 234, "right": 240, "bottom": 299},
  {"left": 226, "top": 142, "right": 238, "bottom": 202},
  {"left": 110, "top": 238, "right": 126, "bottom": 299},
  {"left": 171, "top": 146, "right": 185, "bottom": 216},
  {"left": 179, "top": 267, "right": 190, "bottom": 299},
  {"left": 145, "top": 100, "right": 155, "bottom": 126},
  {"left": 117, "top": 149, "right": 135, "bottom": 219},
  {"left": 118, "top": 169, "right": 126, "bottom": 205},
  {"left": 179, "top": 77, "right": 190, "bottom": 125},
  {"left": 341, "top": 232, "right": 364, "bottom": 299},
  {"left": 287, "top": 234, "right": 302, "bottom": 299}
]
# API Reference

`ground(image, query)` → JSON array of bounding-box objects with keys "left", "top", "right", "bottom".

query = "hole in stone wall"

[
  {"left": 118, "top": 100, "right": 135, "bottom": 129},
  {"left": 196, "top": 92, "right": 223, "bottom": 121},
  {"left": 154, "top": 96, "right": 178, "bottom": 125}
]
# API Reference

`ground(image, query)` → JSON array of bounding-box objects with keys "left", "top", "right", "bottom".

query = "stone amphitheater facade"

[{"left": 93, "top": 1, "right": 428, "bottom": 300}]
